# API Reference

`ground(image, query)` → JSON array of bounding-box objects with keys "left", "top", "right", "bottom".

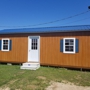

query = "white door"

[{"left": 28, "top": 36, "right": 40, "bottom": 62}]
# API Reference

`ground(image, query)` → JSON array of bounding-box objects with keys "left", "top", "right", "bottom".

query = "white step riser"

[
  {"left": 23, "top": 63, "right": 39, "bottom": 65},
  {"left": 21, "top": 66, "right": 39, "bottom": 68},
  {"left": 22, "top": 64, "right": 40, "bottom": 67},
  {"left": 22, "top": 63, "right": 40, "bottom": 66},
  {"left": 21, "top": 65, "right": 40, "bottom": 68}
]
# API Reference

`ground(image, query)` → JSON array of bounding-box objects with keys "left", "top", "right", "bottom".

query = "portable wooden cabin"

[{"left": 0, "top": 25, "right": 90, "bottom": 69}]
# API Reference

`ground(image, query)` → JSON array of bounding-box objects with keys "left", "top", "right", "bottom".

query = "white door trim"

[{"left": 28, "top": 36, "right": 40, "bottom": 62}]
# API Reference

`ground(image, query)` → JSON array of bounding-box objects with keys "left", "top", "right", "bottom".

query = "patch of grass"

[{"left": 0, "top": 65, "right": 90, "bottom": 90}]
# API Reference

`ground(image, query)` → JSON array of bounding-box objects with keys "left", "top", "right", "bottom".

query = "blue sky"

[{"left": 0, "top": 0, "right": 90, "bottom": 30}]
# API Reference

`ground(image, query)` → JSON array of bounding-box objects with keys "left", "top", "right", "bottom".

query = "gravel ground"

[
  {"left": 0, "top": 82, "right": 90, "bottom": 90},
  {"left": 46, "top": 82, "right": 90, "bottom": 90}
]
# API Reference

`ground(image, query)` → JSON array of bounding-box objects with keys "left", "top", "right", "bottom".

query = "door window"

[{"left": 31, "top": 39, "right": 38, "bottom": 50}]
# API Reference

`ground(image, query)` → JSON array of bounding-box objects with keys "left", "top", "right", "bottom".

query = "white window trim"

[
  {"left": 2, "top": 38, "right": 10, "bottom": 51},
  {"left": 63, "top": 38, "right": 75, "bottom": 54}
]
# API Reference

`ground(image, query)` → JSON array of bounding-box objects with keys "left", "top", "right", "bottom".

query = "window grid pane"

[
  {"left": 65, "top": 39, "right": 74, "bottom": 52},
  {"left": 3, "top": 40, "right": 9, "bottom": 50},
  {"left": 31, "top": 39, "right": 38, "bottom": 50}
]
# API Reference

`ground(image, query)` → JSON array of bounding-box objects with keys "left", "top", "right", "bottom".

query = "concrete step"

[
  {"left": 20, "top": 66, "right": 40, "bottom": 70},
  {"left": 22, "top": 62, "right": 40, "bottom": 67},
  {"left": 20, "top": 62, "right": 40, "bottom": 70}
]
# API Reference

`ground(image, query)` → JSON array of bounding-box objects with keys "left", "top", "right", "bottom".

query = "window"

[
  {"left": 31, "top": 38, "right": 38, "bottom": 50},
  {"left": 63, "top": 38, "right": 75, "bottom": 53},
  {"left": 60, "top": 38, "right": 79, "bottom": 54},
  {"left": 2, "top": 39, "right": 10, "bottom": 51},
  {"left": 0, "top": 39, "right": 12, "bottom": 51}
]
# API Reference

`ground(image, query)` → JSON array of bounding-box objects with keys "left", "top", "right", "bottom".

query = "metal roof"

[{"left": 0, "top": 25, "right": 90, "bottom": 34}]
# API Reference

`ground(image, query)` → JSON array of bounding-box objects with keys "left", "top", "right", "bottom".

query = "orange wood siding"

[
  {"left": 0, "top": 35, "right": 28, "bottom": 63},
  {"left": 40, "top": 32, "right": 90, "bottom": 68},
  {"left": 0, "top": 32, "right": 90, "bottom": 68}
]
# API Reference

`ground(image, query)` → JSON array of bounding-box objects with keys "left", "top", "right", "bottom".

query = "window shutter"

[
  {"left": 9, "top": 40, "right": 12, "bottom": 51},
  {"left": 75, "top": 39, "right": 79, "bottom": 53},
  {"left": 60, "top": 39, "right": 63, "bottom": 52},
  {"left": 0, "top": 40, "right": 2, "bottom": 50}
]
